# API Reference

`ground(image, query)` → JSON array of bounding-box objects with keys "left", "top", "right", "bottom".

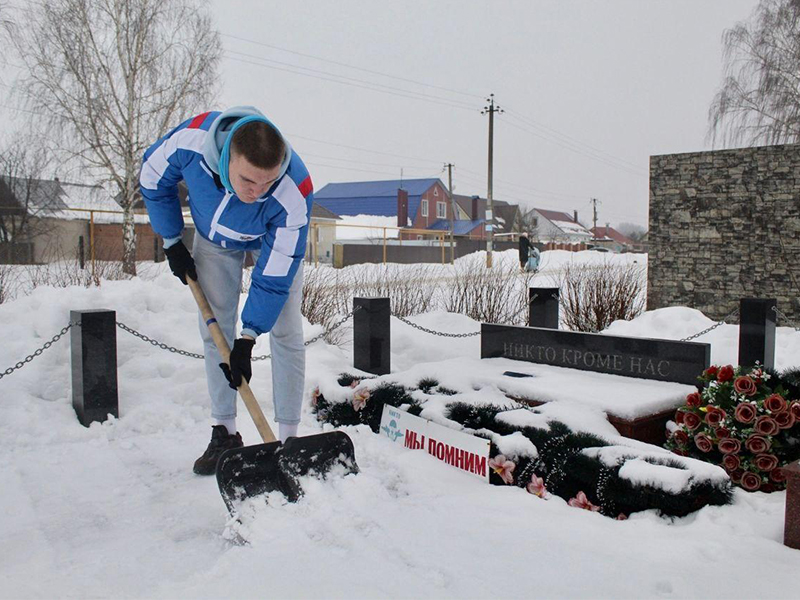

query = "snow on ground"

[
  {"left": 335, "top": 214, "right": 401, "bottom": 240},
  {"left": 1, "top": 251, "right": 800, "bottom": 599}
]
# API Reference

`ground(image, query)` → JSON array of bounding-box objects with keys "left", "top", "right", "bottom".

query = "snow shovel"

[{"left": 186, "top": 278, "right": 358, "bottom": 513}]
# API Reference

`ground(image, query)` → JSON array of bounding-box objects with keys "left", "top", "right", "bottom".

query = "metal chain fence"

[
  {"left": 772, "top": 306, "right": 800, "bottom": 332},
  {"left": 0, "top": 301, "right": 762, "bottom": 381},
  {"left": 0, "top": 321, "right": 80, "bottom": 380},
  {"left": 393, "top": 314, "right": 481, "bottom": 338},
  {"left": 679, "top": 307, "right": 740, "bottom": 342},
  {"left": 393, "top": 294, "right": 540, "bottom": 338},
  {"left": 0, "top": 308, "right": 361, "bottom": 380},
  {"left": 118, "top": 307, "right": 360, "bottom": 361},
  {"left": 115, "top": 321, "right": 204, "bottom": 359}
]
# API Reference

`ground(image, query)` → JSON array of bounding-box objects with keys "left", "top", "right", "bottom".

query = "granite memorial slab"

[{"left": 482, "top": 323, "right": 710, "bottom": 385}]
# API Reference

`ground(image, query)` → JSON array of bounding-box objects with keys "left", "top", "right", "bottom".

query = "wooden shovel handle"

[{"left": 187, "top": 277, "right": 277, "bottom": 444}]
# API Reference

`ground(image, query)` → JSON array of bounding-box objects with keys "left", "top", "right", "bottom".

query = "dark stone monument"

[
  {"left": 481, "top": 323, "right": 710, "bottom": 385},
  {"left": 353, "top": 297, "right": 390, "bottom": 375},
  {"left": 738, "top": 298, "right": 776, "bottom": 369},
  {"left": 784, "top": 461, "right": 800, "bottom": 550},
  {"left": 529, "top": 287, "right": 559, "bottom": 329},
  {"left": 70, "top": 309, "right": 118, "bottom": 426}
]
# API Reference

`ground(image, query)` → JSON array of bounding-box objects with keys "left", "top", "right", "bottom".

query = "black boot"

[{"left": 193, "top": 425, "right": 243, "bottom": 475}]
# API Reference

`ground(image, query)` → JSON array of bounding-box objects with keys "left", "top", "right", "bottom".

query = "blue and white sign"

[{"left": 380, "top": 405, "right": 490, "bottom": 482}]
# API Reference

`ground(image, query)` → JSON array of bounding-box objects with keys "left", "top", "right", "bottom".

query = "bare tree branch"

[
  {"left": 709, "top": 0, "right": 800, "bottom": 147},
  {"left": 5, "top": 0, "right": 221, "bottom": 274}
]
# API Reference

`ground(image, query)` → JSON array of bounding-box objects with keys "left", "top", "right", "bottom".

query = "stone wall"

[{"left": 649, "top": 143, "right": 800, "bottom": 323}]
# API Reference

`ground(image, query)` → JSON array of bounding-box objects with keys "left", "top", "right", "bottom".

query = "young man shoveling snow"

[{"left": 140, "top": 106, "right": 313, "bottom": 475}]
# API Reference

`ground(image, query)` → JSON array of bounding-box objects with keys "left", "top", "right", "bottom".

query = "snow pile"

[
  {"left": 605, "top": 306, "right": 800, "bottom": 370},
  {"left": 335, "top": 214, "right": 401, "bottom": 240}
]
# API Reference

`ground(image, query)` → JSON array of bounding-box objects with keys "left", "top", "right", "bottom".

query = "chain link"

[
  {"left": 772, "top": 305, "right": 800, "bottom": 332},
  {"left": 115, "top": 321, "right": 205, "bottom": 359},
  {"left": 680, "top": 307, "right": 740, "bottom": 342},
  {"left": 0, "top": 321, "right": 79, "bottom": 380},
  {"left": 392, "top": 294, "right": 539, "bottom": 338},
  {"left": 393, "top": 314, "right": 481, "bottom": 337},
  {"left": 116, "top": 306, "right": 361, "bottom": 361},
  {"left": 289, "top": 307, "right": 359, "bottom": 354}
]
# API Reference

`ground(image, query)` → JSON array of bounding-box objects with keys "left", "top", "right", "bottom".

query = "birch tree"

[
  {"left": 6, "top": 0, "right": 220, "bottom": 274},
  {"left": 708, "top": 0, "right": 800, "bottom": 147}
]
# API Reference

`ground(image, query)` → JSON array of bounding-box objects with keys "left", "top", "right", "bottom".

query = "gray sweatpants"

[{"left": 192, "top": 233, "right": 305, "bottom": 425}]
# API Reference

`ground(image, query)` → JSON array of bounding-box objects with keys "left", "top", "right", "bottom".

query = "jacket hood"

[{"left": 202, "top": 106, "right": 292, "bottom": 178}]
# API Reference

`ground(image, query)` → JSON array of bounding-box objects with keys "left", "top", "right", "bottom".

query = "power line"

[
  {"left": 221, "top": 33, "right": 484, "bottom": 101},
  {"left": 454, "top": 166, "right": 588, "bottom": 201},
  {"left": 222, "top": 51, "right": 479, "bottom": 114},
  {"left": 499, "top": 114, "right": 646, "bottom": 177},
  {"left": 287, "top": 133, "right": 443, "bottom": 165},
  {"left": 503, "top": 106, "right": 646, "bottom": 173},
  {"left": 452, "top": 175, "right": 582, "bottom": 208},
  {"left": 302, "top": 161, "right": 441, "bottom": 179},
  {"left": 301, "top": 151, "right": 440, "bottom": 171},
  {"left": 224, "top": 48, "right": 478, "bottom": 110}
]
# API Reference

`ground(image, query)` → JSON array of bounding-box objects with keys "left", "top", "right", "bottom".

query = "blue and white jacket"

[{"left": 139, "top": 107, "right": 313, "bottom": 338}]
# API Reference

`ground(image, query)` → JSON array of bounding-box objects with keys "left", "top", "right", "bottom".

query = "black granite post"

[
  {"left": 529, "top": 288, "right": 559, "bottom": 329},
  {"left": 70, "top": 309, "right": 118, "bottom": 426},
  {"left": 738, "top": 298, "right": 776, "bottom": 369},
  {"left": 353, "top": 297, "right": 390, "bottom": 375}
]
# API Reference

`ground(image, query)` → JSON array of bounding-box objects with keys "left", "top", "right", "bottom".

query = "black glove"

[
  {"left": 220, "top": 337, "right": 255, "bottom": 389},
  {"left": 163, "top": 240, "right": 197, "bottom": 285}
]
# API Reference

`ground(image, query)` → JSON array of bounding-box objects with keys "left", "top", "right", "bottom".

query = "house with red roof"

[
  {"left": 530, "top": 208, "right": 593, "bottom": 243},
  {"left": 590, "top": 226, "right": 637, "bottom": 252}
]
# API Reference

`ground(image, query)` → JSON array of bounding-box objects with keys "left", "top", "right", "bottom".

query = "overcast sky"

[
  {"left": 1, "top": 0, "right": 761, "bottom": 230},
  {"left": 209, "top": 0, "right": 763, "bottom": 230}
]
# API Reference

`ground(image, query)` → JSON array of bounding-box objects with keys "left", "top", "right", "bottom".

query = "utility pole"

[
  {"left": 482, "top": 93, "right": 503, "bottom": 268},
  {"left": 445, "top": 162, "right": 455, "bottom": 264},
  {"left": 591, "top": 197, "right": 601, "bottom": 236}
]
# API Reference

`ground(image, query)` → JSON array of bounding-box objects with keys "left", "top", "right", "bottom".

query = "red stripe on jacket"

[
  {"left": 298, "top": 176, "right": 313, "bottom": 199},
  {"left": 187, "top": 112, "right": 210, "bottom": 129}
]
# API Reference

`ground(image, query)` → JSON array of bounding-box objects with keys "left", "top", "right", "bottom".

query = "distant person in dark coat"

[{"left": 518, "top": 232, "right": 531, "bottom": 270}]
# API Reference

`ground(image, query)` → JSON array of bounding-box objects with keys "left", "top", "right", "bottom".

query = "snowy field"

[{"left": 2, "top": 250, "right": 800, "bottom": 599}]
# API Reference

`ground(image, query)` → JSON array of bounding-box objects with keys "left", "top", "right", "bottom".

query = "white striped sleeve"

[
  {"left": 262, "top": 177, "right": 309, "bottom": 277},
  {"left": 140, "top": 128, "right": 207, "bottom": 190}
]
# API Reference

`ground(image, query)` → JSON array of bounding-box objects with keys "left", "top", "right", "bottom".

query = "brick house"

[{"left": 314, "top": 178, "right": 455, "bottom": 239}]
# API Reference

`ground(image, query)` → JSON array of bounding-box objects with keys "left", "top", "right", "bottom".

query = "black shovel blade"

[
  {"left": 278, "top": 432, "right": 359, "bottom": 502},
  {"left": 216, "top": 441, "right": 283, "bottom": 514}
]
